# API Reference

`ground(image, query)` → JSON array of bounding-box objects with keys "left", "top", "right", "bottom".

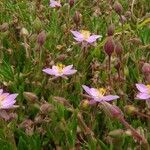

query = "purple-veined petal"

[
  {"left": 0, "top": 89, "right": 3, "bottom": 95},
  {"left": 63, "top": 65, "right": 73, "bottom": 72},
  {"left": 64, "top": 69, "right": 77, "bottom": 75},
  {"left": 2, "top": 94, "right": 18, "bottom": 104},
  {"left": 71, "top": 30, "right": 83, "bottom": 38},
  {"left": 86, "top": 35, "right": 102, "bottom": 43},
  {"left": 73, "top": 37, "right": 84, "bottom": 42},
  {"left": 50, "top": 0, "right": 61, "bottom": 7},
  {"left": 43, "top": 68, "right": 56, "bottom": 75},
  {"left": 136, "top": 93, "right": 150, "bottom": 100},
  {"left": 136, "top": 84, "right": 149, "bottom": 94},
  {"left": 82, "top": 85, "right": 92, "bottom": 96},
  {"left": 2, "top": 100, "right": 16, "bottom": 108},
  {"left": 102, "top": 95, "right": 119, "bottom": 101},
  {"left": 90, "top": 88, "right": 100, "bottom": 98},
  {"left": 0, "top": 93, "right": 10, "bottom": 98}
]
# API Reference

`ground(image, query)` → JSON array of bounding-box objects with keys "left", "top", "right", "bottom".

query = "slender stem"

[
  {"left": 108, "top": 55, "right": 112, "bottom": 85},
  {"left": 135, "top": 111, "right": 150, "bottom": 120},
  {"left": 119, "top": 117, "right": 148, "bottom": 145}
]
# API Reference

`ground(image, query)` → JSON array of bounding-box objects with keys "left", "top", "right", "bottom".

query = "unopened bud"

[
  {"left": 33, "top": 17, "right": 42, "bottom": 32},
  {"left": 113, "top": 1, "right": 123, "bottom": 15},
  {"left": 23, "top": 92, "right": 38, "bottom": 103},
  {"left": 37, "top": 31, "right": 46, "bottom": 46},
  {"left": 69, "top": 0, "right": 74, "bottom": 7},
  {"left": 101, "top": 102, "right": 124, "bottom": 119},
  {"left": 73, "top": 11, "right": 81, "bottom": 26},
  {"left": 124, "top": 105, "right": 137, "bottom": 114},
  {"left": 0, "top": 23, "right": 9, "bottom": 32},
  {"left": 107, "top": 24, "right": 115, "bottom": 36},
  {"left": 114, "top": 61, "right": 121, "bottom": 70},
  {"left": 115, "top": 41, "right": 123, "bottom": 55},
  {"left": 129, "top": 38, "right": 142, "bottom": 45},
  {"left": 119, "top": 15, "right": 127, "bottom": 24},
  {"left": 40, "top": 102, "right": 53, "bottom": 114},
  {"left": 125, "top": 11, "right": 131, "bottom": 19},
  {"left": 142, "top": 63, "right": 150, "bottom": 74},
  {"left": 20, "top": 27, "right": 29, "bottom": 37},
  {"left": 80, "top": 100, "right": 90, "bottom": 110},
  {"left": 104, "top": 37, "right": 115, "bottom": 56},
  {"left": 109, "top": 129, "right": 124, "bottom": 137}
]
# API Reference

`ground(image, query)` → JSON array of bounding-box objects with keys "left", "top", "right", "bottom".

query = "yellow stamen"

[
  {"left": 146, "top": 84, "right": 150, "bottom": 94},
  {"left": 147, "top": 84, "right": 150, "bottom": 89},
  {"left": 80, "top": 30, "right": 91, "bottom": 40},
  {"left": 56, "top": 63, "right": 65, "bottom": 74},
  {"left": 0, "top": 95, "right": 6, "bottom": 101},
  {"left": 98, "top": 88, "right": 106, "bottom": 97}
]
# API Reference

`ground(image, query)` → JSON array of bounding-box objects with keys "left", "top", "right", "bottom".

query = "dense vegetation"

[{"left": 0, "top": 0, "right": 150, "bottom": 149}]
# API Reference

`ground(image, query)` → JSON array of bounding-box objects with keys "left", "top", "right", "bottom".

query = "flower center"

[
  {"left": 0, "top": 95, "right": 6, "bottom": 101},
  {"left": 98, "top": 88, "right": 106, "bottom": 97},
  {"left": 147, "top": 84, "right": 150, "bottom": 93},
  {"left": 0, "top": 95, "right": 6, "bottom": 107},
  {"left": 80, "top": 30, "right": 91, "bottom": 40},
  {"left": 56, "top": 64, "right": 65, "bottom": 74}
]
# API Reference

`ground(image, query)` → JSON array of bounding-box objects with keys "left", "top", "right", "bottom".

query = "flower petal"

[
  {"left": 136, "top": 93, "right": 150, "bottom": 100},
  {"left": 71, "top": 30, "right": 83, "bottom": 38},
  {"left": 73, "top": 37, "right": 84, "bottom": 42},
  {"left": 86, "top": 35, "right": 102, "bottom": 43},
  {"left": 0, "top": 89, "right": 3, "bottom": 95},
  {"left": 43, "top": 68, "right": 56, "bottom": 75},
  {"left": 82, "top": 85, "right": 92, "bottom": 96},
  {"left": 64, "top": 69, "right": 77, "bottom": 75},
  {"left": 90, "top": 88, "right": 99, "bottom": 97},
  {"left": 2, "top": 94, "right": 18, "bottom": 105},
  {"left": 136, "top": 84, "right": 149, "bottom": 94},
  {"left": 102, "top": 95, "right": 119, "bottom": 101},
  {"left": 63, "top": 65, "right": 73, "bottom": 72}
]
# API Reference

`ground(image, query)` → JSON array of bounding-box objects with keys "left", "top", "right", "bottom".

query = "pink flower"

[
  {"left": 71, "top": 30, "right": 102, "bottom": 44},
  {"left": 82, "top": 85, "right": 119, "bottom": 103},
  {"left": 136, "top": 83, "right": 150, "bottom": 100},
  {"left": 0, "top": 89, "right": 18, "bottom": 109},
  {"left": 43, "top": 64, "right": 77, "bottom": 77},
  {"left": 49, "top": 0, "right": 61, "bottom": 8}
]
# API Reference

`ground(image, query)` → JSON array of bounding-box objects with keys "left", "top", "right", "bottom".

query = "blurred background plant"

[{"left": 0, "top": 0, "right": 150, "bottom": 149}]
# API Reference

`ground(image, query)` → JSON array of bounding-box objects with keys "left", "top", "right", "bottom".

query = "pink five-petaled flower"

[
  {"left": 49, "top": 0, "right": 61, "bottom": 8},
  {"left": 71, "top": 30, "right": 102, "bottom": 44},
  {"left": 43, "top": 64, "right": 77, "bottom": 77},
  {"left": 136, "top": 83, "right": 150, "bottom": 100},
  {"left": 82, "top": 85, "right": 119, "bottom": 103},
  {"left": 0, "top": 89, "right": 18, "bottom": 109}
]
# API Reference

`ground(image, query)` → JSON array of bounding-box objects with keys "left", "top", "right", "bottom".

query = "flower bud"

[
  {"left": 109, "top": 129, "right": 124, "bottom": 137},
  {"left": 107, "top": 24, "right": 115, "bottom": 36},
  {"left": 104, "top": 37, "right": 115, "bottom": 56},
  {"left": 37, "top": 30, "right": 46, "bottom": 46},
  {"left": 115, "top": 41, "right": 123, "bottom": 55},
  {"left": 33, "top": 17, "right": 42, "bottom": 32},
  {"left": 101, "top": 102, "right": 124, "bottom": 119},
  {"left": 125, "top": 11, "right": 131, "bottom": 19},
  {"left": 73, "top": 11, "right": 81, "bottom": 26},
  {"left": 0, "top": 23, "right": 9, "bottom": 32},
  {"left": 80, "top": 100, "right": 90, "bottom": 110},
  {"left": 119, "top": 15, "right": 127, "bottom": 24},
  {"left": 124, "top": 105, "right": 137, "bottom": 115},
  {"left": 114, "top": 61, "right": 121, "bottom": 71},
  {"left": 142, "top": 63, "right": 150, "bottom": 74},
  {"left": 113, "top": 1, "right": 123, "bottom": 15},
  {"left": 23, "top": 92, "right": 38, "bottom": 103},
  {"left": 40, "top": 102, "right": 54, "bottom": 114},
  {"left": 69, "top": 0, "right": 74, "bottom": 7},
  {"left": 20, "top": 27, "right": 29, "bottom": 37}
]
